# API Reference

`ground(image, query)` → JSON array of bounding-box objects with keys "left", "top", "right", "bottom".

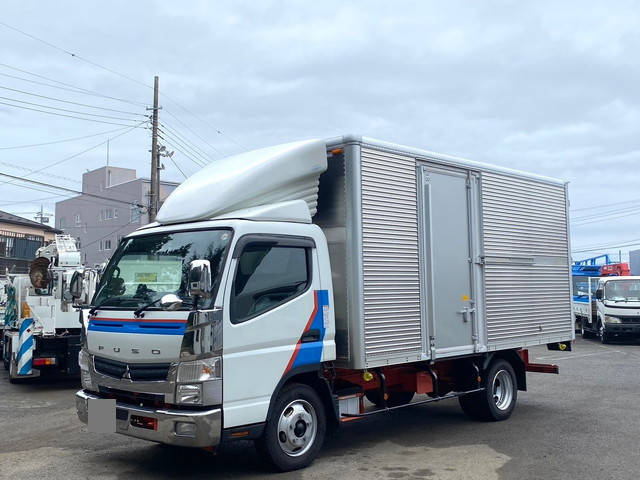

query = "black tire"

[
  {"left": 257, "top": 383, "right": 326, "bottom": 472},
  {"left": 581, "top": 324, "right": 593, "bottom": 339},
  {"left": 598, "top": 324, "right": 611, "bottom": 345},
  {"left": 365, "top": 390, "right": 415, "bottom": 408},
  {"left": 2, "top": 338, "right": 9, "bottom": 371},
  {"left": 459, "top": 359, "right": 517, "bottom": 422}
]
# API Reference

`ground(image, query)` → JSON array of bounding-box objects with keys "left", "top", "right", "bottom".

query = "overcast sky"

[{"left": 1, "top": 1, "right": 639, "bottom": 260}]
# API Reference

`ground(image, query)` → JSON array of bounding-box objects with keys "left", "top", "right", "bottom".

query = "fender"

[
  {"left": 481, "top": 350, "right": 526, "bottom": 391},
  {"left": 265, "top": 363, "right": 339, "bottom": 425}
]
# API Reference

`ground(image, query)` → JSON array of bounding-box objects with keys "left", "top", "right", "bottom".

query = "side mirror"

[
  {"left": 160, "top": 293, "right": 183, "bottom": 311},
  {"left": 188, "top": 259, "right": 212, "bottom": 298},
  {"left": 595, "top": 289, "right": 603, "bottom": 300},
  {"left": 69, "top": 271, "right": 84, "bottom": 301}
]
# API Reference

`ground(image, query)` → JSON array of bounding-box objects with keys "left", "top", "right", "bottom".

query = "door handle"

[
  {"left": 301, "top": 329, "right": 321, "bottom": 343},
  {"left": 457, "top": 307, "right": 476, "bottom": 323}
]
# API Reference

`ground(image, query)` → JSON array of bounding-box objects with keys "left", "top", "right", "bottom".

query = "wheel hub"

[
  {"left": 492, "top": 369, "right": 514, "bottom": 411},
  {"left": 277, "top": 399, "right": 317, "bottom": 457}
]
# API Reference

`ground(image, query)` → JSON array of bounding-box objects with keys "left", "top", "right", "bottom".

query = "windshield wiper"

[
  {"left": 133, "top": 298, "right": 162, "bottom": 318},
  {"left": 88, "top": 297, "right": 127, "bottom": 316}
]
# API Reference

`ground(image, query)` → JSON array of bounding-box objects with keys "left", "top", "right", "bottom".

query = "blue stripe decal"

[
  {"left": 290, "top": 289, "right": 329, "bottom": 369},
  {"left": 19, "top": 317, "right": 32, "bottom": 335},
  {"left": 17, "top": 335, "right": 34, "bottom": 359},
  {"left": 18, "top": 358, "right": 32, "bottom": 375},
  {"left": 88, "top": 321, "right": 186, "bottom": 336}
]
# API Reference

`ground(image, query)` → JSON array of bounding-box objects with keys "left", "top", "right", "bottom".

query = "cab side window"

[{"left": 231, "top": 243, "right": 311, "bottom": 323}]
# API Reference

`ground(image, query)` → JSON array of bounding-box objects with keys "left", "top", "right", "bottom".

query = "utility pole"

[{"left": 148, "top": 76, "right": 160, "bottom": 222}]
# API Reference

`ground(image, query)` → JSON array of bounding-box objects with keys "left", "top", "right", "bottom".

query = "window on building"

[
  {"left": 59, "top": 217, "right": 66, "bottom": 229},
  {"left": 130, "top": 205, "right": 141, "bottom": 223},
  {"left": 114, "top": 208, "right": 118, "bottom": 218},
  {"left": 103, "top": 208, "right": 113, "bottom": 220},
  {"left": 76, "top": 237, "right": 81, "bottom": 249},
  {"left": 231, "top": 243, "right": 311, "bottom": 324},
  {"left": 104, "top": 239, "right": 111, "bottom": 250},
  {"left": 75, "top": 214, "right": 81, "bottom": 226},
  {"left": 99, "top": 240, "right": 103, "bottom": 251}
]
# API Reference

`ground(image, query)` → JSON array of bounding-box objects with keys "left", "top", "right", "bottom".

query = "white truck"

[
  {"left": 581, "top": 276, "right": 640, "bottom": 343},
  {"left": 2, "top": 234, "right": 97, "bottom": 381},
  {"left": 74, "top": 136, "right": 573, "bottom": 471}
]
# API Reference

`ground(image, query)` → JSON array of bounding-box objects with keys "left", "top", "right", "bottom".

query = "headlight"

[
  {"left": 78, "top": 349, "right": 89, "bottom": 371},
  {"left": 177, "top": 357, "right": 221, "bottom": 383},
  {"left": 78, "top": 350, "right": 94, "bottom": 390},
  {"left": 604, "top": 316, "right": 622, "bottom": 324},
  {"left": 176, "top": 384, "right": 202, "bottom": 404}
]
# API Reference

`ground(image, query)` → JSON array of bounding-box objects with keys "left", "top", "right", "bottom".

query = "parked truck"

[
  {"left": 581, "top": 276, "right": 640, "bottom": 342},
  {"left": 74, "top": 136, "right": 573, "bottom": 471},
  {"left": 2, "top": 234, "right": 97, "bottom": 381}
]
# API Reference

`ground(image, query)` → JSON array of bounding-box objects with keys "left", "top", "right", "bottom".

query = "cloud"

[{"left": 0, "top": 0, "right": 639, "bottom": 256}]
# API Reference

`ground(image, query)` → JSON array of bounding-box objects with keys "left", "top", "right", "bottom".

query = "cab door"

[{"left": 221, "top": 235, "right": 328, "bottom": 429}]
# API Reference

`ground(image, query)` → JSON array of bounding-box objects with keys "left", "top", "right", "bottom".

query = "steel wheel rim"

[
  {"left": 277, "top": 399, "right": 317, "bottom": 457},
  {"left": 492, "top": 369, "right": 514, "bottom": 411}
]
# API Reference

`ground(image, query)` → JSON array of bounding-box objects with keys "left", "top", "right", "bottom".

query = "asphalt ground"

[{"left": 1, "top": 337, "right": 639, "bottom": 480}]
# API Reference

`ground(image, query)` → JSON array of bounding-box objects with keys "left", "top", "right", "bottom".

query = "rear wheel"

[
  {"left": 459, "top": 359, "right": 517, "bottom": 421},
  {"left": 581, "top": 323, "right": 593, "bottom": 339},
  {"left": 365, "top": 390, "right": 415, "bottom": 408},
  {"left": 257, "top": 383, "right": 326, "bottom": 472},
  {"left": 2, "top": 336, "right": 9, "bottom": 371}
]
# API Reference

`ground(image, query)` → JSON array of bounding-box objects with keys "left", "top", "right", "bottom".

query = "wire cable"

[
  {"left": 0, "top": 121, "right": 146, "bottom": 188},
  {"left": 0, "top": 94, "right": 145, "bottom": 121},
  {"left": 0, "top": 171, "right": 145, "bottom": 207},
  {"left": 164, "top": 109, "right": 225, "bottom": 157},
  {"left": 0, "top": 71, "right": 146, "bottom": 107},
  {"left": 158, "top": 126, "right": 210, "bottom": 166},
  {"left": 0, "top": 125, "right": 133, "bottom": 150},
  {"left": 0, "top": 84, "right": 146, "bottom": 116},
  {"left": 160, "top": 122, "right": 216, "bottom": 163},
  {"left": 0, "top": 99, "right": 148, "bottom": 126},
  {"left": 0, "top": 22, "right": 152, "bottom": 92},
  {"left": 158, "top": 134, "right": 206, "bottom": 169}
]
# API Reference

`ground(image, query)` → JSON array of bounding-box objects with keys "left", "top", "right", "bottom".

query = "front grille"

[
  {"left": 99, "top": 386, "right": 166, "bottom": 409},
  {"left": 620, "top": 317, "right": 640, "bottom": 324},
  {"left": 93, "top": 356, "right": 170, "bottom": 381}
]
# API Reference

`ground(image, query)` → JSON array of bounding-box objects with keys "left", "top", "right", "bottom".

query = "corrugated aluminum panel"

[
  {"left": 360, "top": 148, "right": 422, "bottom": 358},
  {"left": 481, "top": 172, "right": 572, "bottom": 345}
]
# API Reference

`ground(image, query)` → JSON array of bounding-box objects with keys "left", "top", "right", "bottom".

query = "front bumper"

[
  {"left": 604, "top": 323, "right": 640, "bottom": 335},
  {"left": 76, "top": 390, "right": 221, "bottom": 448}
]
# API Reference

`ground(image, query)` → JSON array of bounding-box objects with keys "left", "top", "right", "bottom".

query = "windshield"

[
  {"left": 572, "top": 276, "right": 599, "bottom": 296},
  {"left": 93, "top": 229, "right": 232, "bottom": 309},
  {"left": 604, "top": 279, "right": 640, "bottom": 301}
]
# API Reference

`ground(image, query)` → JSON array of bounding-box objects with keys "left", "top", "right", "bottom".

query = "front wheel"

[
  {"left": 459, "top": 359, "right": 517, "bottom": 421},
  {"left": 257, "top": 383, "right": 326, "bottom": 472},
  {"left": 599, "top": 324, "right": 610, "bottom": 344}
]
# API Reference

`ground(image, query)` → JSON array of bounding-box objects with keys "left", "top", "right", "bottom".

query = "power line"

[
  {"left": 160, "top": 122, "right": 216, "bottom": 163},
  {"left": 0, "top": 94, "right": 145, "bottom": 122},
  {"left": 167, "top": 155, "right": 188, "bottom": 179},
  {"left": 0, "top": 161, "right": 80, "bottom": 184},
  {"left": 0, "top": 125, "right": 133, "bottom": 150},
  {"left": 164, "top": 109, "right": 225, "bottom": 157},
  {"left": 0, "top": 21, "right": 152, "bottom": 91},
  {"left": 162, "top": 100, "right": 247, "bottom": 152},
  {"left": 83, "top": 221, "right": 137, "bottom": 249},
  {"left": 0, "top": 99, "right": 147, "bottom": 126},
  {"left": 0, "top": 71, "right": 145, "bottom": 107},
  {"left": 158, "top": 134, "right": 206, "bottom": 169},
  {"left": 0, "top": 121, "right": 145, "bottom": 188},
  {"left": 0, "top": 195, "right": 64, "bottom": 206},
  {"left": 570, "top": 197, "right": 640, "bottom": 213},
  {"left": 0, "top": 171, "right": 145, "bottom": 208},
  {"left": 0, "top": 84, "right": 146, "bottom": 116},
  {"left": 158, "top": 126, "right": 210, "bottom": 165}
]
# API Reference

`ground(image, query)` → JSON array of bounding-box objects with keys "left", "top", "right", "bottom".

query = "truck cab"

[{"left": 583, "top": 276, "right": 640, "bottom": 343}]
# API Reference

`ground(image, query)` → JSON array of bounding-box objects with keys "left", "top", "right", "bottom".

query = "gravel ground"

[{"left": 1, "top": 337, "right": 639, "bottom": 480}]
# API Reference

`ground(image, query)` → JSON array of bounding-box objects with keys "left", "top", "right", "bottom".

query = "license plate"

[{"left": 87, "top": 398, "right": 116, "bottom": 433}]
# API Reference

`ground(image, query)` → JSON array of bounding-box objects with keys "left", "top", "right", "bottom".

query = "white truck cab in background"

[
  {"left": 582, "top": 276, "right": 640, "bottom": 343},
  {"left": 75, "top": 136, "right": 573, "bottom": 471}
]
